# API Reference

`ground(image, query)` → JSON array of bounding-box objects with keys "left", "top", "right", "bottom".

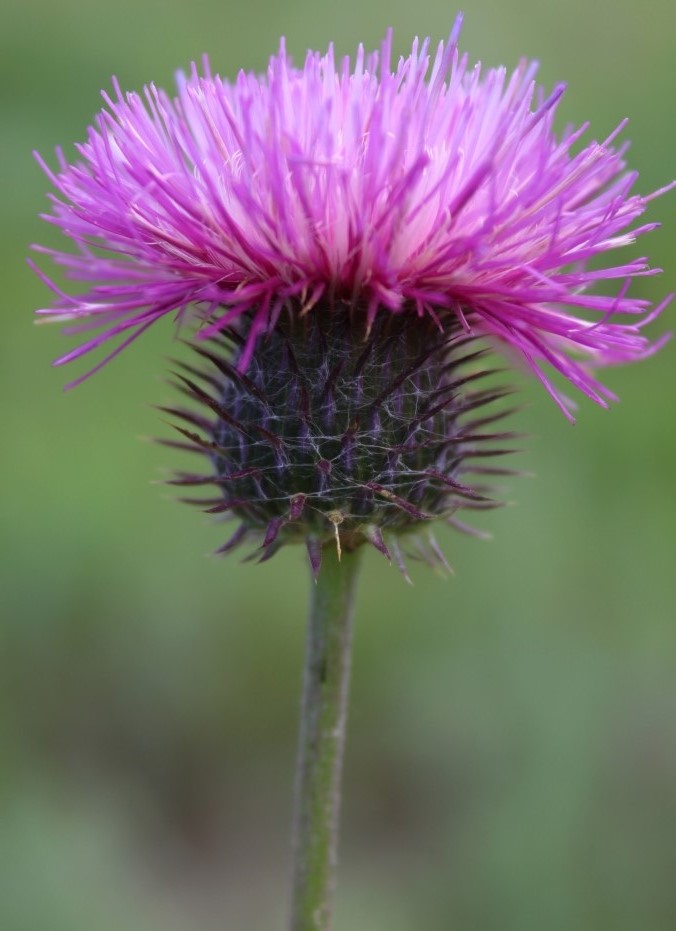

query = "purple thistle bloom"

[{"left": 33, "top": 14, "right": 672, "bottom": 417}]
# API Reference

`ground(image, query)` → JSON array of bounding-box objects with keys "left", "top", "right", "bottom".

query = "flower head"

[
  {"left": 33, "top": 17, "right": 673, "bottom": 573},
  {"left": 33, "top": 14, "right": 672, "bottom": 413}
]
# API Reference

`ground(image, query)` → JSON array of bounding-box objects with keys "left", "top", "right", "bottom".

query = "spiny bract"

[{"left": 160, "top": 308, "right": 518, "bottom": 577}]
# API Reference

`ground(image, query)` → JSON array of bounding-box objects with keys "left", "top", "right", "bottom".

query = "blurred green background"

[{"left": 2, "top": 0, "right": 675, "bottom": 928}]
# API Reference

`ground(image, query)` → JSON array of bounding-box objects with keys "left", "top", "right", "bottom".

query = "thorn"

[
  {"left": 459, "top": 405, "right": 524, "bottom": 432},
  {"left": 181, "top": 341, "right": 256, "bottom": 391},
  {"left": 451, "top": 366, "right": 508, "bottom": 390},
  {"left": 460, "top": 498, "right": 507, "bottom": 511},
  {"left": 425, "top": 469, "right": 492, "bottom": 501},
  {"left": 326, "top": 510, "right": 344, "bottom": 561},
  {"left": 205, "top": 499, "right": 247, "bottom": 514},
  {"left": 306, "top": 537, "right": 322, "bottom": 580},
  {"left": 362, "top": 524, "right": 391, "bottom": 562},
  {"left": 252, "top": 423, "right": 286, "bottom": 451},
  {"left": 447, "top": 516, "right": 493, "bottom": 540},
  {"left": 453, "top": 430, "right": 527, "bottom": 444},
  {"left": 214, "top": 523, "right": 248, "bottom": 555},
  {"left": 162, "top": 472, "right": 214, "bottom": 487},
  {"left": 410, "top": 390, "right": 460, "bottom": 427},
  {"left": 458, "top": 387, "right": 516, "bottom": 413},
  {"left": 155, "top": 404, "right": 213, "bottom": 433},
  {"left": 459, "top": 465, "right": 534, "bottom": 478},
  {"left": 151, "top": 437, "right": 208, "bottom": 455},
  {"left": 288, "top": 493, "right": 307, "bottom": 521},
  {"left": 427, "top": 531, "right": 454, "bottom": 575},
  {"left": 367, "top": 342, "right": 444, "bottom": 412},
  {"left": 462, "top": 447, "right": 523, "bottom": 459},
  {"left": 353, "top": 331, "right": 378, "bottom": 376},
  {"left": 413, "top": 537, "right": 449, "bottom": 577},
  {"left": 390, "top": 537, "right": 413, "bottom": 584},
  {"left": 177, "top": 495, "right": 223, "bottom": 507},
  {"left": 168, "top": 423, "right": 219, "bottom": 452},
  {"left": 167, "top": 357, "right": 222, "bottom": 392},
  {"left": 262, "top": 516, "right": 285, "bottom": 548},
  {"left": 173, "top": 374, "right": 254, "bottom": 440},
  {"left": 442, "top": 346, "right": 493, "bottom": 374},
  {"left": 320, "top": 358, "right": 345, "bottom": 403},
  {"left": 257, "top": 540, "right": 283, "bottom": 564},
  {"left": 365, "top": 482, "right": 434, "bottom": 521}
]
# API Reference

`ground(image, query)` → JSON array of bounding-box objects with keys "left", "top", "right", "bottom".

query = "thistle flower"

[
  {"left": 32, "top": 19, "right": 674, "bottom": 930},
  {"left": 33, "top": 15, "right": 673, "bottom": 573}
]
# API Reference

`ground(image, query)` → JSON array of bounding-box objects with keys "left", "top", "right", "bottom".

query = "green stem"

[{"left": 289, "top": 544, "right": 363, "bottom": 931}]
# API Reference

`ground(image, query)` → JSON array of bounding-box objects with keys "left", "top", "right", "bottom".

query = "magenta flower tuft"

[{"left": 33, "top": 14, "right": 672, "bottom": 416}]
